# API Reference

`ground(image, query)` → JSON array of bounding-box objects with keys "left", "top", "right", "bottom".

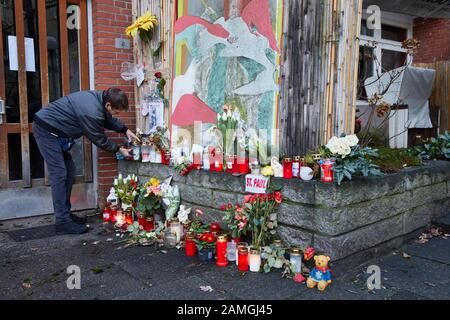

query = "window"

[{"left": 357, "top": 17, "right": 412, "bottom": 101}]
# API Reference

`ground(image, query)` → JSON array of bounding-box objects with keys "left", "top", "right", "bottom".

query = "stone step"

[{"left": 431, "top": 212, "right": 450, "bottom": 233}]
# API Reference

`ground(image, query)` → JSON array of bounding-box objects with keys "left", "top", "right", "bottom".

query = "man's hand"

[
  {"left": 126, "top": 129, "right": 140, "bottom": 143},
  {"left": 119, "top": 146, "right": 133, "bottom": 158}
]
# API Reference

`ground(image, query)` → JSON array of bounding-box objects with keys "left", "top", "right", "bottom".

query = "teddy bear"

[{"left": 306, "top": 255, "right": 332, "bottom": 291}]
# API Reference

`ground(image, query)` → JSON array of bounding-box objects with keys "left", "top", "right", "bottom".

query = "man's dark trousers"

[{"left": 32, "top": 122, "right": 76, "bottom": 225}]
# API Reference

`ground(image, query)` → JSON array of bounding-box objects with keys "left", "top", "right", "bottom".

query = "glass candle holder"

[
  {"left": 185, "top": 233, "right": 197, "bottom": 257},
  {"left": 290, "top": 248, "right": 303, "bottom": 274},
  {"left": 283, "top": 158, "right": 293, "bottom": 179},
  {"left": 138, "top": 215, "right": 146, "bottom": 227},
  {"left": 141, "top": 145, "right": 151, "bottom": 163},
  {"left": 116, "top": 209, "right": 124, "bottom": 225},
  {"left": 238, "top": 247, "right": 249, "bottom": 272},
  {"left": 227, "top": 241, "right": 237, "bottom": 262},
  {"left": 272, "top": 239, "right": 283, "bottom": 248},
  {"left": 238, "top": 156, "right": 249, "bottom": 174},
  {"left": 321, "top": 158, "right": 336, "bottom": 183},
  {"left": 232, "top": 155, "right": 239, "bottom": 174},
  {"left": 249, "top": 247, "right": 261, "bottom": 272},
  {"left": 102, "top": 207, "right": 111, "bottom": 222},
  {"left": 225, "top": 154, "right": 234, "bottom": 173},
  {"left": 202, "top": 150, "right": 210, "bottom": 171},
  {"left": 125, "top": 210, "right": 133, "bottom": 225},
  {"left": 132, "top": 144, "right": 141, "bottom": 161},
  {"left": 144, "top": 217, "right": 154, "bottom": 231},
  {"left": 293, "top": 156, "right": 301, "bottom": 178},
  {"left": 193, "top": 152, "right": 202, "bottom": 168},
  {"left": 109, "top": 209, "right": 117, "bottom": 223},
  {"left": 216, "top": 235, "right": 228, "bottom": 267},
  {"left": 164, "top": 231, "right": 178, "bottom": 248},
  {"left": 169, "top": 219, "right": 183, "bottom": 243},
  {"left": 235, "top": 242, "right": 248, "bottom": 266}
]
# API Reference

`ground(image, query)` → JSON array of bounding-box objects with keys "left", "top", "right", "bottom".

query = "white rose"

[
  {"left": 326, "top": 136, "right": 340, "bottom": 154},
  {"left": 114, "top": 178, "right": 118, "bottom": 186},
  {"left": 118, "top": 173, "right": 123, "bottom": 180},
  {"left": 337, "top": 142, "right": 351, "bottom": 157},
  {"left": 222, "top": 113, "right": 227, "bottom": 122},
  {"left": 345, "top": 134, "right": 359, "bottom": 147}
]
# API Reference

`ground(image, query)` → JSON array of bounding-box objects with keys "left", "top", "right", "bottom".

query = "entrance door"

[{"left": 0, "top": 0, "right": 95, "bottom": 220}]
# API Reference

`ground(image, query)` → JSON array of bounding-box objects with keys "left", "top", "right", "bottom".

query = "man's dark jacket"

[{"left": 34, "top": 90, "right": 128, "bottom": 153}]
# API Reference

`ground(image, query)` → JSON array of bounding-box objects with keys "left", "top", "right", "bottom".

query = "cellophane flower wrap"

[
  {"left": 114, "top": 174, "right": 139, "bottom": 209},
  {"left": 160, "top": 183, "right": 180, "bottom": 221},
  {"left": 135, "top": 178, "right": 162, "bottom": 217}
]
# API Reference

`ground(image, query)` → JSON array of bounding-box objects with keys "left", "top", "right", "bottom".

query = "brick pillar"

[
  {"left": 92, "top": 0, "right": 135, "bottom": 207},
  {"left": 413, "top": 18, "right": 450, "bottom": 63}
]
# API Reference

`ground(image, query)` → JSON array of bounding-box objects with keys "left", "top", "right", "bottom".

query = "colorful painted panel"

[{"left": 171, "top": 0, "right": 284, "bottom": 153}]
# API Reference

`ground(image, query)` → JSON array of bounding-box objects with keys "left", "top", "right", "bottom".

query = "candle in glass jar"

[
  {"left": 116, "top": 209, "right": 124, "bottom": 225},
  {"left": 321, "top": 158, "right": 336, "bottom": 183},
  {"left": 202, "top": 150, "right": 210, "bottom": 171},
  {"left": 193, "top": 152, "right": 202, "bottom": 168},
  {"left": 225, "top": 155, "right": 234, "bottom": 173},
  {"left": 125, "top": 211, "right": 133, "bottom": 225},
  {"left": 102, "top": 207, "right": 111, "bottom": 222},
  {"left": 238, "top": 156, "right": 249, "bottom": 174},
  {"left": 236, "top": 242, "right": 248, "bottom": 266},
  {"left": 290, "top": 248, "right": 303, "bottom": 274},
  {"left": 144, "top": 217, "right": 154, "bottom": 231},
  {"left": 293, "top": 156, "right": 301, "bottom": 178},
  {"left": 138, "top": 215, "right": 146, "bottom": 227},
  {"left": 216, "top": 236, "right": 228, "bottom": 267},
  {"left": 249, "top": 247, "right": 261, "bottom": 272},
  {"left": 109, "top": 209, "right": 117, "bottom": 223},
  {"left": 214, "top": 151, "right": 223, "bottom": 172},
  {"left": 283, "top": 158, "right": 293, "bottom": 179},
  {"left": 232, "top": 155, "right": 239, "bottom": 174},
  {"left": 227, "top": 241, "right": 237, "bottom": 262},
  {"left": 238, "top": 247, "right": 249, "bottom": 272},
  {"left": 169, "top": 219, "right": 183, "bottom": 243},
  {"left": 185, "top": 233, "right": 197, "bottom": 257},
  {"left": 164, "top": 231, "right": 178, "bottom": 248}
]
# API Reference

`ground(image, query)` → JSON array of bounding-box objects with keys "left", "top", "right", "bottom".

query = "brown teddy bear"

[{"left": 306, "top": 255, "right": 332, "bottom": 291}]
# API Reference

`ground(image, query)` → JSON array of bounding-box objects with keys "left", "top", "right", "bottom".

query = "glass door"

[{"left": 0, "top": 0, "right": 93, "bottom": 219}]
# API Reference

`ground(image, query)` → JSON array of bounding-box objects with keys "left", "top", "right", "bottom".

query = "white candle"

[{"left": 249, "top": 249, "right": 261, "bottom": 272}]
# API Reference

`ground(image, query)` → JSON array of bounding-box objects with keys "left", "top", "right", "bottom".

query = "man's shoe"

[
  {"left": 70, "top": 213, "right": 87, "bottom": 225},
  {"left": 55, "top": 221, "right": 88, "bottom": 235}
]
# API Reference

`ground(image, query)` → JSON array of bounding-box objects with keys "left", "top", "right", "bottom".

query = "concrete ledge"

[{"left": 119, "top": 160, "right": 450, "bottom": 261}]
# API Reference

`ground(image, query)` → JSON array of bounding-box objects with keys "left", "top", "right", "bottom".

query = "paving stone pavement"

[{"left": 0, "top": 213, "right": 449, "bottom": 300}]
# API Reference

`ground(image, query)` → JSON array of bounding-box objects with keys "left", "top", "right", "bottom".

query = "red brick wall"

[
  {"left": 92, "top": 0, "right": 135, "bottom": 207},
  {"left": 413, "top": 18, "right": 450, "bottom": 63}
]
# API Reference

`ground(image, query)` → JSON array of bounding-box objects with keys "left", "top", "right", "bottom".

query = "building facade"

[{"left": 0, "top": 0, "right": 448, "bottom": 220}]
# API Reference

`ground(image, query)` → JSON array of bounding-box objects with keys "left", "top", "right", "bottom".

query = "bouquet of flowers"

[
  {"left": 244, "top": 192, "right": 283, "bottom": 249},
  {"left": 160, "top": 183, "right": 180, "bottom": 221},
  {"left": 221, "top": 203, "right": 250, "bottom": 239},
  {"left": 125, "top": 11, "right": 158, "bottom": 43},
  {"left": 216, "top": 105, "right": 238, "bottom": 156},
  {"left": 135, "top": 178, "right": 162, "bottom": 218},
  {"left": 148, "top": 126, "right": 170, "bottom": 156},
  {"left": 114, "top": 174, "right": 139, "bottom": 210},
  {"left": 174, "top": 156, "right": 198, "bottom": 176},
  {"left": 322, "top": 134, "right": 382, "bottom": 185}
]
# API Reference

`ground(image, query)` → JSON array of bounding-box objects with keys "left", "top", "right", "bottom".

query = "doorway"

[{"left": 0, "top": 0, "right": 95, "bottom": 220}]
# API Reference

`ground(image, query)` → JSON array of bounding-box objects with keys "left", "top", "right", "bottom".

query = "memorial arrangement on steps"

[{"left": 102, "top": 173, "right": 332, "bottom": 289}]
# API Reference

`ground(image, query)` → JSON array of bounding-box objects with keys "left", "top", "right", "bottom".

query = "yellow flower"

[
  {"left": 149, "top": 178, "right": 160, "bottom": 187},
  {"left": 125, "top": 11, "right": 158, "bottom": 38},
  {"left": 261, "top": 166, "right": 274, "bottom": 177}
]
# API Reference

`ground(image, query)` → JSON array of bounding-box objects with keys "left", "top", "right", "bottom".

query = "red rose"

[
  {"left": 154, "top": 72, "right": 162, "bottom": 79},
  {"left": 274, "top": 191, "right": 283, "bottom": 204},
  {"left": 219, "top": 204, "right": 227, "bottom": 211}
]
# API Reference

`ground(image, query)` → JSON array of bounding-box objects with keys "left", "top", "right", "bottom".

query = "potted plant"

[{"left": 194, "top": 232, "right": 216, "bottom": 261}]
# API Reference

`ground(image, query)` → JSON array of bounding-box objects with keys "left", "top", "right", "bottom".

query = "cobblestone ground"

[{"left": 0, "top": 213, "right": 449, "bottom": 300}]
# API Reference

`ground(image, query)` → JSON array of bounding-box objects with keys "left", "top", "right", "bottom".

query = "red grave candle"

[
  {"left": 125, "top": 211, "right": 133, "bottom": 225},
  {"left": 225, "top": 155, "right": 234, "bottom": 173},
  {"left": 216, "top": 235, "right": 228, "bottom": 267},
  {"left": 138, "top": 215, "right": 146, "bottom": 227},
  {"left": 232, "top": 155, "right": 239, "bottom": 174},
  {"left": 238, "top": 157, "right": 250, "bottom": 174},
  {"left": 102, "top": 207, "right": 111, "bottom": 222},
  {"left": 109, "top": 209, "right": 117, "bottom": 223},
  {"left": 185, "top": 233, "right": 197, "bottom": 257},
  {"left": 144, "top": 217, "right": 155, "bottom": 231},
  {"left": 283, "top": 158, "right": 293, "bottom": 179},
  {"left": 238, "top": 247, "right": 249, "bottom": 272},
  {"left": 321, "top": 158, "right": 336, "bottom": 183}
]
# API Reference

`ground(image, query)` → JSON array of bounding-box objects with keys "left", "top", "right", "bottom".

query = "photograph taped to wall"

[{"left": 148, "top": 99, "right": 165, "bottom": 132}]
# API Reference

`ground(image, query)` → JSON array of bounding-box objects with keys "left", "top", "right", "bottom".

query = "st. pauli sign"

[
  {"left": 363, "top": 0, "right": 450, "bottom": 18},
  {"left": 245, "top": 174, "right": 270, "bottom": 194}
]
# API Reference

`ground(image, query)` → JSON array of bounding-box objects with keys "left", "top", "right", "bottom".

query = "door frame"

[{"left": 0, "top": 0, "right": 92, "bottom": 189}]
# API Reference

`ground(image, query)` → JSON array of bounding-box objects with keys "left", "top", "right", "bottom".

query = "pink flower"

[
  {"left": 236, "top": 207, "right": 244, "bottom": 214},
  {"left": 238, "top": 222, "right": 246, "bottom": 230},
  {"left": 235, "top": 215, "right": 242, "bottom": 221},
  {"left": 195, "top": 209, "right": 204, "bottom": 216},
  {"left": 293, "top": 273, "right": 306, "bottom": 283}
]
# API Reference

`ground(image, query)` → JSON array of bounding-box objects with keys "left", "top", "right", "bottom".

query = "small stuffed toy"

[{"left": 306, "top": 255, "right": 332, "bottom": 291}]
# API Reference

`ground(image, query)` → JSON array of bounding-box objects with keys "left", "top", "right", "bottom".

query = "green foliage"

[
  {"left": 370, "top": 147, "right": 422, "bottom": 173},
  {"left": 261, "top": 245, "right": 289, "bottom": 274},
  {"left": 332, "top": 145, "right": 383, "bottom": 185},
  {"left": 408, "top": 131, "right": 450, "bottom": 161},
  {"left": 126, "top": 221, "right": 165, "bottom": 246}
]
